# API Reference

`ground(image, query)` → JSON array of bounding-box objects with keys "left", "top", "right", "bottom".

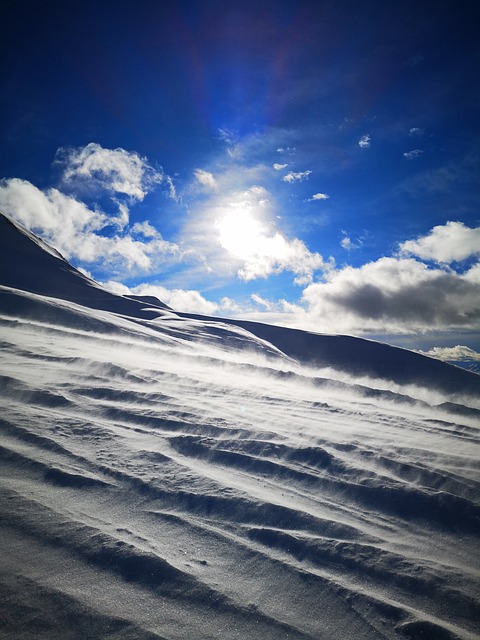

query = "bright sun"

[{"left": 217, "top": 208, "right": 265, "bottom": 260}]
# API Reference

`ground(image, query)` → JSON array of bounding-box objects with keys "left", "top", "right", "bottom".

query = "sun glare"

[{"left": 218, "top": 208, "right": 265, "bottom": 260}]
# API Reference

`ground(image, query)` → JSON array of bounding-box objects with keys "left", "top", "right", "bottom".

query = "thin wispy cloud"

[
  {"left": 403, "top": 149, "right": 423, "bottom": 159},
  {"left": 194, "top": 169, "right": 218, "bottom": 190},
  {"left": 250, "top": 293, "right": 273, "bottom": 310},
  {"left": 340, "top": 235, "right": 361, "bottom": 251},
  {"left": 218, "top": 128, "right": 237, "bottom": 145},
  {"left": 358, "top": 134, "right": 371, "bottom": 149},
  {"left": 283, "top": 170, "right": 312, "bottom": 183}
]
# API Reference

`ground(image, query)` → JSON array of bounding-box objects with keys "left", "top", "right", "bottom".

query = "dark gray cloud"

[{"left": 302, "top": 258, "right": 480, "bottom": 332}]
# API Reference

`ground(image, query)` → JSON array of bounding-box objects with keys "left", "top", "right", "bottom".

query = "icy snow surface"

[{"left": 1, "top": 212, "right": 479, "bottom": 640}]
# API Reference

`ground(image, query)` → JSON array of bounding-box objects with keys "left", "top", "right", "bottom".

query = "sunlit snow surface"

[{"left": 1, "top": 216, "right": 480, "bottom": 640}]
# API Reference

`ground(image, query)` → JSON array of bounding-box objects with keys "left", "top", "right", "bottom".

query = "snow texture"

[{"left": 1, "top": 212, "right": 479, "bottom": 639}]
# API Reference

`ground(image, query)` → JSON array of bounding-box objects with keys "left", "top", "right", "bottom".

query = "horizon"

[{"left": 1, "top": 0, "right": 479, "bottom": 361}]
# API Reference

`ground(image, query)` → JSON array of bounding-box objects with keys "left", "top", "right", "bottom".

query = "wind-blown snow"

[{"left": 1, "top": 212, "right": 479, "bottom": 640}]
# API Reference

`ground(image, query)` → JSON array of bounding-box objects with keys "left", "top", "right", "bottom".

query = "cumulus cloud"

[
  {"left": 0, "top": 177, "right": 179, "bottom": 275},
  {"left": 400, "top": 221, "right": 480, "bottom": 263},
  {"left": 182, "top": 181, "right": 328, "bottom": 285},
  {"left": 103, "top": 281, "right": 220, "bottom": 315},
  {"left": 194, "top": 169, "right": 218, "bottom": 190},
  {"left": 283, "top": 170, "right": 312, "bottom": 183},
  {"left": 217, "top": 187, "right": 326, "bottom": 283},
  {"left": 358, "top": 134, "right": 371, "bottom": 149},
  {"left": 418, "top": 345, "right": 480, "bottom": 363},
  {"left": 238, "top": 235, "right": 327, "bottom": 284},
  {"left": 57, "top": 142, "right": 164, "bottom": 200},
  {"left": 273, "top": 163, "right": 288, "bottom": 170},
  {"left": 235, "top": 221, "right": 480, "bottom": 335},
  {"left": 403, "top": 149, "right": 423, "bottom": 160},
  {"left": 308, "top": 193, "right": 329, "bottom": 201},
  {"left": 464, "top": 262, "right": 480, "bottom": 284},
  {"left": 131, "top": 221, "right": 161, "bottom": 238},
  {"left": 136, "top": 284, "right": 218, "bottom": 315},
  {"left": 301, "top": 257, "right": 480, "bottom": 333}
]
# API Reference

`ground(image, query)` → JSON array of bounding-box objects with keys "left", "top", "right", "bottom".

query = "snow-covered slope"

[{"left": 1, "top": 212, "right": 479, "bottom": 640}]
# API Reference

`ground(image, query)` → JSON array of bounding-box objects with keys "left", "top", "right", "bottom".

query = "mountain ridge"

[{"left": 1, "top": 210, "right": 479, "bottom": 398}]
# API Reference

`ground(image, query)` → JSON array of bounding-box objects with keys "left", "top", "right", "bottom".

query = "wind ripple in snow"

[{"left": 1, "top": 290, "right": 480, "bottom": 639}]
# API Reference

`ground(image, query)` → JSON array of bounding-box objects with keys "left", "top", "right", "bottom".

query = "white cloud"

[
  {"left": 418, "top": 345, "right": 480, "bottom": 363},
  {"left": 131, "top": 221, "right": 160, "bottom": 238},
  {"left": 143, "top": 286, "right": 217, "bottom": 315},
  {"left": 103, "top": 281, "right": 218, "bottom": 315},
  {"left": 464, "top": 262, "right": 480, "bottom": 284},
  {"left": 273, "top": 163, "right": 288, "bottom": 171},
  {"left": 400, "top": 221, "right": 480, "bottom": 263},
  {"left": 358, "top": 134, "right": 371, "bottom": 149},
  {"left": 238, "top": 235, "right": 326, "bottom": 284},
  {"left": 0, "top": 177, "right": 179, "bottom": 275},
  {"left": 340, "top": 230, "right": 362, "bottom": 251},
  {"left": 309, "top": 193, "right": 329, "bottom": 201},
  {"left": 181, "top": 181, "right": 328, "bottom": 285},
  {"left": 0, "top": 177, "right": 105, "bottom": 240},
  {"left": 164, "top": 175, "right": 179, "bottom": 201},
  {"left": 403, "top": 149, "right": 423, "bottom": 160},
  {"left": 301, "top": 257, "right": 480, "bottom": 333},
  {"left": 194, "top": 169, "right": 218, "bottom": 190},
  {"left": 57, "top": 142, "right": 163, "bottom": 201},
  {"left": 283, "top": 170, "right": 312, "bottom": 183},
  {"left": 409, "top": 127, "right": 425, "bottom": 136},
  {"left": 217, "top": 187, "right": 325, "bottom": 283},
  {"left": 218, "top": 297, "right": 242, "bottom": 313},
  {"left": 218, "top": 128, "right": 237, "bottom": 145},
  {"left": 251, "top": 294, "right": 273, "bottom": 310}
]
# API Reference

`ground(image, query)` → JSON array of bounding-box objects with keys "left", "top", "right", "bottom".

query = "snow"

[{"left": 1, "top": 212, "right": 479, "bottom": 639}]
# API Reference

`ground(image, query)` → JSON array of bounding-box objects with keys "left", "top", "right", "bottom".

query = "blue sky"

[{"left": 1, "top": 0, "right": 479, "bottom": 356}]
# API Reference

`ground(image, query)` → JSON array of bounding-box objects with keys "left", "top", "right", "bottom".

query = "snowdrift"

[{"left": 1, "top": 212, "right": 479, "bottom": 640}]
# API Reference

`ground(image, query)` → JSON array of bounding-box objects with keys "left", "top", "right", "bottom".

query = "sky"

[{"left": 0, "top": 0, "right": 479, "bottom": 357}]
